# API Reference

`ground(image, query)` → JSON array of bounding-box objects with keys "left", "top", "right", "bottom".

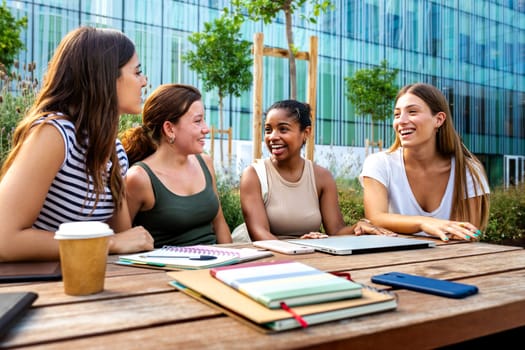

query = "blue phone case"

[{"left": 371, "top": 272, "right": 478, "bottom": 298}]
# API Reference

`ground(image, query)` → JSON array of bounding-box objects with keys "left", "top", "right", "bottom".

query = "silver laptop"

[{"left": 287, "top": 235, "right": 436, "bottom": 255}]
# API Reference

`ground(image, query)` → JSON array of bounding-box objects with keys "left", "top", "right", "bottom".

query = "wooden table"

[{"left": 1, "top": 239, "right": 524, "bottom": 349}]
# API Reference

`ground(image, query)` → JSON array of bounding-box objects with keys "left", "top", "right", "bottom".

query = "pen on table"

[{"left": 140, "top": 255, "right": 217, "bottom": 260}]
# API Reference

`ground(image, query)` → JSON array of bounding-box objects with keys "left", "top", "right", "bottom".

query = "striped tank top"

[{"left": 33, "top": 117, "right": 128, "bottom": 231}]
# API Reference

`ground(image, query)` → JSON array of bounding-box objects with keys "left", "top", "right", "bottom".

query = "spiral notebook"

[{"left": 117, "top": 245, "right": 273, "bottom": 270}]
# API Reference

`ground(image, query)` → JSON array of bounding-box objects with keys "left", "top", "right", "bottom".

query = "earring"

[{"left": 169, "top": 136, "right": 175, "bottom": 144}]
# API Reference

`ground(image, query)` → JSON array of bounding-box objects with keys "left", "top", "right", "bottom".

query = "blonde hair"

[{"left": 389, "top": 83, "right": 490, "bottom": 229}]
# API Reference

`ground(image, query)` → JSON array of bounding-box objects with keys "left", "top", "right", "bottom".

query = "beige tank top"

[{"left": 263, "top": 158, "right": 322, "bottom": 238}]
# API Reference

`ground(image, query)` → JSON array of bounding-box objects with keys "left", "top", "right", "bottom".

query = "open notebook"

[
  {"left": 287, "top": 235, "right": 435, "bottom": 255},
  {"left": 117, "top": 245, "right": 273, "bottom": 270}
]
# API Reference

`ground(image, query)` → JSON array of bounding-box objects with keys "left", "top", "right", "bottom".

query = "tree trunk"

[
  {"left": 284, "top": 2, "right": 296, "bottom": 99},
  {"left": 370, "top": 118, "right": 374, "bottom": 146},
  {"left": 219, "top": 94, "right": 224, "bottom": 164}
]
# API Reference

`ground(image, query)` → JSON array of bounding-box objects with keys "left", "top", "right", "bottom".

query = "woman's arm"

[
  {"left": 314, "top": 165, "right": 346, "bottom": 235},
  {"left": 106, "top": 189, "right": 154, "bottom": 254},
  {"left": 315, "top": 166, "right": 395, "bottom": 237},
  {"left": 211, "top": 205, "right": 232, "bottom": 244},
  {"left": 202, "top": 154, "right": 231, "bottom": 243},
  {"left": 0, "top": 124, "right": 64, "bottom": 261},
  {"left": 239, "top": 165, "right": 277, "bottom": 240},
  {"left": 125, "top": 165, "right": 152, "bottom": 223},
  {"left": 362, "top": 176, "right": 478, "bottom": 241}
]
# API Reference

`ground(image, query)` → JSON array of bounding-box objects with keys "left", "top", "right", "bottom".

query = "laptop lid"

[{"left": 287, "top": 235, "right": 436, "bottom": 255}]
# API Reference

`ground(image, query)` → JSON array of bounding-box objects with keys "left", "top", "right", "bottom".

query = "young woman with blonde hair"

[{"left": 360, "top": 83, "right": 490, "bottom": 242}]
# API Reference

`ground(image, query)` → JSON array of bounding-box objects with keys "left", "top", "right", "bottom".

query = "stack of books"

[{"left": 168, "top": 260, "right": 397, "bottom": 332}]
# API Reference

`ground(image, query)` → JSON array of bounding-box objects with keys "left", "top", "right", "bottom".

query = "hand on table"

[
  {"left": 109, "top": 226, "right": 154, "bottom": 254},
  {"left": 354, "top": 219, "right": 397, "bottom": 237},
  {"left": 420, "top": 219, "right": 482, "bottom": 242},
  {"left": 300, "top": 232, "right": 329, "bottom": 239}
]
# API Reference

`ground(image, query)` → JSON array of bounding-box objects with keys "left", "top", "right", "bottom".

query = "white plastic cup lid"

[{"left": 55, "top": 221, "right": 114, "bottom": 240}]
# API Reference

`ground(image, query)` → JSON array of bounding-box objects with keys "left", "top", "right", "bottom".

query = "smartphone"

[
  {"left": 252, "top": 240, "right": 315, "bottom": 255},
  {"left": 371, "top": 272, "right": 478, "bottom": 298}
]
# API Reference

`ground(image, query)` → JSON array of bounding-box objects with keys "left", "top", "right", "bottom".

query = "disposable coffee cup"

[{"left": 55, "top": 221, "right": 114, "bottom": 296}]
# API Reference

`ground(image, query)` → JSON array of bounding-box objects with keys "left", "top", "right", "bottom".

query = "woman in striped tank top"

[{"left": 0, "top": 26, "right": 154, "bottom": 261}]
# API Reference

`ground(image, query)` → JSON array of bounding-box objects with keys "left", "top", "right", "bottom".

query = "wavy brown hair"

[
  {"left": 389, "top": 83, "right": 490, "bottom": 229},
  {"left": 121, "top": 84, "right": 202, "bottom": 165},
  {"left": 0, "top": 26, "right": 135, "bottom": 210}
]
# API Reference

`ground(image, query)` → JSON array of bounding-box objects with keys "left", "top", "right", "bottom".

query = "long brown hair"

[
  {"left": 121, "top": 84, "right": 202, "bottom": 165},
  {"left": 389, "top": 83, "right": 490, "bottom": 229},
  {"left": 1, "top": 26, "right": 136, "bottom": 210}
]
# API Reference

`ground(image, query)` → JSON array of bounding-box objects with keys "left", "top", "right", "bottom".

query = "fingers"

[
  {"left": 378, "top": 228, "right": 397, "bottom": 237},
  {"left": 458, "top": 222, "right": 482, "bottom": 239},
  {"left": 354, "top": 220, "right": 396, "bottom": 237},
  {"left": 300, "top": 232, "right": 329, "bottom": 239},
  {"left": 439, "top": 222, "right": 482, "bottom": 242}
]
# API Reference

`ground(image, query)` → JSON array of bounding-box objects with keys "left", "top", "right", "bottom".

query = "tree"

[
  {"left": 345, "top": 59, "right": 399, "bottom": 148},
  {"left": 183, "top": 13, "right": 252, "bottom": 164},
  {"left": 231, "top": 0, "right": 333, "bottom": 99},
  {"left": 0, "top": 0, "right": 27, "bottom": 71}
]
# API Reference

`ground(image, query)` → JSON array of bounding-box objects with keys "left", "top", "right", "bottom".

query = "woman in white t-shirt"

[{"left": 360, "top": 83, "right": 490, "bottom": 242}]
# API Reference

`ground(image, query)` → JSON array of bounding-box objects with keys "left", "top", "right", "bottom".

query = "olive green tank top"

[{"left": 132, "top": 154, "right": 218, "bottom": 247}]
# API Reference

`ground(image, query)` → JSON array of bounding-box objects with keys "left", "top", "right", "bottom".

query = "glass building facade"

[{"left": 4, "top": 0, "right": 525, "bottom": 186}]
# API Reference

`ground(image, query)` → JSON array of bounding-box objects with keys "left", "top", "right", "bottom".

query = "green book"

[{"left": 210, "top": 260, "right": 362, "bottom": 309}]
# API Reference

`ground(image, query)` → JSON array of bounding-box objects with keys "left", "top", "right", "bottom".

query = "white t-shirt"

[{"left": 359, "top": 149, "right": 489, "bottom": 235}]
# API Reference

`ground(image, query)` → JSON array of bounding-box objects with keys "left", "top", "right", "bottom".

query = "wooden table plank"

[
  {"left": 298, "top": 242, "right": 522, "bottom": 272},
  {"left": 5, "top": 269, "right": 524, "bottom": 350},
  {"left": 1, "top": 291, "right": 223, "bottom": 348},
  {"left": 349, "top": 249, "right": 525, "bottom": 285},
  {"left": 1, "top": 245, "right": 520, "bottom": 307},
  {"left": 1, "top": 242, "right": 523, "bottom": 349},
  {"left": 0, "top": 271, "right": 174, "bottom": 306}
]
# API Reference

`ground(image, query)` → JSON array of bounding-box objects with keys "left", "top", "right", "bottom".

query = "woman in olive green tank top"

[{"left": 121, "top": 84, "right": 232, "bottom": 247}]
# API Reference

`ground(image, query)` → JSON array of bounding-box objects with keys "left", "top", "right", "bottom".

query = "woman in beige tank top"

[{"left": 239, "top": 100, "right": 394, "bottom": 241}]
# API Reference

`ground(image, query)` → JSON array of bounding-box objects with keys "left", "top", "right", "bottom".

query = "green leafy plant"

[
  {"left": 0, "top": 62, "right": 38, "bottom": 165},
  {"left": 216, "top": 168, "right": 244, "bottom": 231},
  {"left": 345, "top": 59, "right": 399, "bottom": 145},
  {"left": 119, "top": 113, "right": 142, "bottom": 132},
  {"left": 482, "top": 183, "right": 525, "bottom": 245},
  {"left": 231, "top": 0, "right": 334, "bottom": 99},
  {"left": 0, "top": 0, "right": 28, "bottom": 71},
  {"left": 183, "top": 12, "right": 252, "bottom": 164}
]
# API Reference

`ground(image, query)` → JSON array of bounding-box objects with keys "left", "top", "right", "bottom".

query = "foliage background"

[{"left": 0, "top": 0, "right": 27, "bottom": 70}]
